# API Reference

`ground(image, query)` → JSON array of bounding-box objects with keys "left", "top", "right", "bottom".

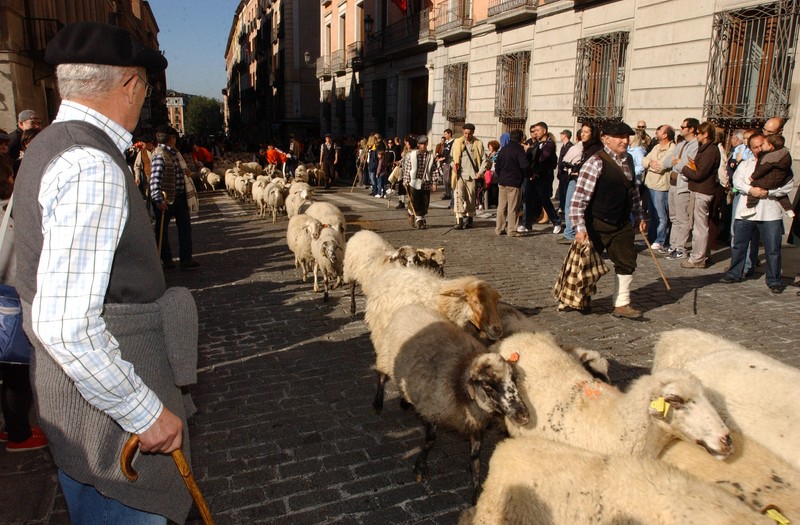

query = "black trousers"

[
  {"left": 523, "top": 175, "right": 560, "bottom": 228},
  {"left": 408, "top": 187, "right": 431, "bottom": 217},
  {"left": 588, "top": 217, "right": 637, "bottom": 275},
  {"left": 154, "top": 193, "right": 192, "bottom": 264},
  {"left": 0, "top": 363, "right": 33, "bottom": 442}
]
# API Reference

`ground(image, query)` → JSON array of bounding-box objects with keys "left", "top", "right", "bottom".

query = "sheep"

[
  {"left": 285, "top": 189, "right": 312, "bottom": 219},
  {"left": 659, "top": 430, "right": 800, "bottom": 520},
  {"left": 294, "top": 165, "right": 308, "bottom": 183},
  {"left": 412, "top": 247, "right": 446, "bottom": 277},
  {"left": 376, "top": 303, "right": 529, "bottom": 504},
  {"left": 495, "top": 331, "right": 733, "bottom": 459},
  {"left": 288, "top": 181, "right": 312, "bottom": 196},
  {"left": 653, "top": 329, "right": 800, "bottom": 470},
  {"left": 224, "top": 168, "right": 240, "bottom": 196},
  {"left": 461, "top": 435, "right": 771, "bottom": 525},
  {"left": 265, "top": 180, "right": 286, "bottom": 223},
  {"left": 233, "top": 174, "right": 253, "bottom": 202},
  {"left": 314, "top": 167, "right": 329, "bottom": 188},
  {"left": 252, "top": 178, "right": 270, "bottom": 217},
  {"left": 305, "top": 201, "right": 346, "bottom": 237},
  {"left": 492, "top": 302, "right": 610, "bottom": 383},
  {"left": 235, "top": 160, "right": 263, "bottom": 176},
  {"left": 309, "top": 225, "right": 344, "bottom": 301},
  {"left": 342, "top": 230, "right": 447, "bottom": 314},
  {"left": 204, "top": 171, "right": 221, "bottom": 191},
  {"left": 286, "top": 214, "right": 322, "bottom": 282}
]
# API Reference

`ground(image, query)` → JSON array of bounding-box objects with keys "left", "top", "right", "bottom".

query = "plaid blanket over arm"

[{"left": 552, "top": 241, "right": 609, "bottom": 308}]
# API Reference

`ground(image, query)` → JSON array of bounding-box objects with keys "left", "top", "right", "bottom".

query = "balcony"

[
  {"left": 487, "top": 0, "right": 537, "bottom": 28},
  {"left": 366, "top": 9, "right": 436, "bottom": 60},
  {"left": 347, "top": 42, "right": 365, "bottom": 69},
  {"left": 316, "top": 56, "right": 331, "bottom": 79},
  {"left": 330, "top": 49, "right": 346, "bottom": 75},
  {"left": 435, "top": 4, "right": 472, "bottom": 43}
]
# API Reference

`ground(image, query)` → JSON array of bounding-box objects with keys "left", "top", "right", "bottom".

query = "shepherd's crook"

[
  {"left": 121, "top": 434, "right": 215, "bottom": 525},
  {"left": 404, "top": 183, "right": 418, "bottom": 219},
  {"left": 642, "top": 236, "right": 671, "bottom": 290}
]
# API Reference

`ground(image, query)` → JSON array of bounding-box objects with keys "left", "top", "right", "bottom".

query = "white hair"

[
  {"left": 56, "top": 63, "right": 131, "bottom": 101},
  {"left": 733, "top": 129, "right": 745, "bottom": 141}
]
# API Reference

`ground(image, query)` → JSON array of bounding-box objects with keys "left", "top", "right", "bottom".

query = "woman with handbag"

[{"left": 0, "top": 136, "right": 47, "bottom": 452}]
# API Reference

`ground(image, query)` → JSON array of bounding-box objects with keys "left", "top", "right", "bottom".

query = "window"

[
  {"left": 323, "top": 89, "right": 332, "bottom": 123},
  {"left": 704, "top": 1, "right": 799, "bottom": 124},
  {"left": 442, "top": 62, "right": 468, "bottom": 123},
  {"left": 336, "top": 87, "right": 346, "bottom": 120},
  {"left": 494, "top": 51, "right": 530, "bottom": 126},
  {"left": 372, "top": 78, "right": 387, "bottom": 133},
  {"left": 572, "top": 31, "right": 629, "bottom": 122}
]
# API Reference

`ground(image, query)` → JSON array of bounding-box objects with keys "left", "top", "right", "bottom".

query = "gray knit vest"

[{"left": 14, "top": 120, "right": 192, "bottom": 522}]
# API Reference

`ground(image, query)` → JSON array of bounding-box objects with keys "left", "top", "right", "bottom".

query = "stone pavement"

[{"left": 2, "top": 184, "right": 799, "bottom": 524}]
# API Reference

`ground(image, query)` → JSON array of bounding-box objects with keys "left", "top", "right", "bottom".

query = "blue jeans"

[
  {"left": 368, "top": 167, "right": 377, "bottom": 194},
  {"left": 58, "top": 470, "right": 167, "bottom": 525},
  {"left": 563, "top": 179, "right": 577, "bottom": 240},
  {"left": 726, "top": 219, "right": 783, "bottom": 287},
  {"left": 376, "top": 174, "right": 387, "bottom": 196},
  {"left": 730, "top": 193, "right": 760, "bottom": 273},
  {"left": 647, "top": 189, "right": 669, "bottom": 246}
]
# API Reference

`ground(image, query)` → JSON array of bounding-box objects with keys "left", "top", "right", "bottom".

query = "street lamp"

[
  {"left": 303, "top": 50, "right": 315, "bottom": 68},
  {"left": 364, "top": 14, "right": 374, "bottom": 38}
]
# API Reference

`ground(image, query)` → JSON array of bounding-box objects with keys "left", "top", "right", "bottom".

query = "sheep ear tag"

[
  {"left": 650, "top": 397, "right": 670, "bottom": 418},
  {"left": 763, "top": 506, "right": 790, "bottom": 524},
  {"left": 507, "top": 352, "right": 520, "bottom": 363}
]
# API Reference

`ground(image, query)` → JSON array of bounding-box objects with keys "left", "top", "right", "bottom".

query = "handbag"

[{"left": 0, "top": 195, "right": 31, "bottom": 364}]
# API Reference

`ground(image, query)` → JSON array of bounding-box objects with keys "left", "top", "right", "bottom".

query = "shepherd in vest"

[
  {"left": 567, "top": 121, "right": 647, "bottom": 319},
  {"left": 13, "top": 22, "right": 197, "bottom": 524}
]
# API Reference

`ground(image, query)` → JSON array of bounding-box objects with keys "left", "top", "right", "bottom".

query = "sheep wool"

[
  {"left": 461, "top": 435, "right": 771, "bottom": 525},
  {"left": 653, "top": 328, "right": 800, "bottom": 471},
  {"left": 286, "top": 214, "right": 322, "bottom": 282},
  {"left": 496, "top": 332, "right": 732, "bottom": 459}
]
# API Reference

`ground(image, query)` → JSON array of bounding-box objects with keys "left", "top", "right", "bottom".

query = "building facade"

[
  {"left": 0, "top": 0, "right": 167, "bottom": 133},
  {"left": 224, "top": 0, "right": 321, "bottom": 146},
  {"left": 318, "top": 0, "right": 800, "bottom": 163},
  {"left": 166, "top": 90, "right": 192, "bottom": 135}
]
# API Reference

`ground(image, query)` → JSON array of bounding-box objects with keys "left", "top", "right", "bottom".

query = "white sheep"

[
  {"left": 235, "top": 160, "right": 263, "bottom": 176},
  {"left": 265, "top": 180, "right": 286, "bottom": 223},
  {"left": 496, "top": 331, "right": 733, "bottom": 459},
  {"left": 285, "top": 188, "right": 312, "bottom": 219},
  {"left": 653, "top": 329, "right": 800, "bottom": 471},
  {"left": 659, "top": 430, "right": 800, "bottom": 520},
  {"left": 378, "top": 303, "right": 529, "bottom": 504},
  {"left": 293, "top": 165, "right": 308, "bottom": 183},
  {"left": 342, "top": 230, "right": 446, "bottom": 315},
  {"left": 309, "top": 225, "right": 344, "bottom": 301},
  {"left": 233, "top": 174, "right": 253, "bottom": 202},
  {"left": 252, "top": 178, "right": 270, "bottom": 217},
  {"left": 305, "top": 201, "right": 346, "bottom": 237},
  {"left": 286, "top": 214, "right": 322, "bottom": 282},
  {"left": 461, "top": 435, "right": 771, "bottom": 525},
  {"left": 288, "top": 181, "right": 312, "bottom": 196},
  {"left": 224, "top": 168, "right": 240, "bottom": 196}
]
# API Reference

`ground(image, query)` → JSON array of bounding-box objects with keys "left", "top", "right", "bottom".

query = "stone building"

[
  {"left": 166, "top": 90, "right": 192, "bottom": 135},
  {"left": 317, "top": 0, "right": 800, "bottom": 161},
  {"left": 0, "top": 0, "right": 167, "bottom": 133},
  {"left": 224, "top": 0, "right": 320, "bottom": 146}
]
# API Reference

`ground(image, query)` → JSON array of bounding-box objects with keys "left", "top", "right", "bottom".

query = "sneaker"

[
  {"left": 612, "top": 304, "right": 642, "bottom": 319},
  {"left": 656, "top": 245, "right": 671, "bottom": 255},
  {"left": 665, "top": 250, "right": 686, "bottom": 261},
  {"left": 454, "top": 220, "right": 464, "bottom": 230},
  {"left": 719, "top": 276, "right": 739, "bottom": 284},
  {"left": 650, "top": 242, "right": 663, "bottom": 251},
  {"left": 374, "top": 194, "right": 382, "bottom": 198},
  {"left": 553, "top": 224, "right": 563, "bottom": 235},
  {"left": 179, "top": 260, "right": 200, "bottom": 270},
  {"left": 516, "top": 225, "right": 529, "bottom": 233},
  {"left": 416, "top": 219, "right": 427, "bottom": 230},
  {"left": 6, "top": 431, "right": 48, "bottom": 453},
  {"left": 0, "top": 426, "right": 44, "bottom": 443}
]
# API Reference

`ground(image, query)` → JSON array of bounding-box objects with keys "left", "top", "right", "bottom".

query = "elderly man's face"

[
  {"left": 604, "top": 134, "right": 629, "bottom": 155},
  {"left": 749, "top": 135, "right": 764, "bottom": 156}
]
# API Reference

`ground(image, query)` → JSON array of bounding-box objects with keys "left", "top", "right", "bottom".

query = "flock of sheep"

[{"left": 216, "top": 174, "right": 799, "bottom": 524}]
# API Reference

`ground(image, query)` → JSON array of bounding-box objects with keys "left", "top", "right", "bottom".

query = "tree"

[{"left": 184, "top": 96, "right": 223, "bottom": 136}]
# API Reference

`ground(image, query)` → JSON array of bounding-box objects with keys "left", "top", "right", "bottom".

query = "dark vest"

[
  {"left": 152, "top": 144, "right": 179, "bottom": 204},
  {"left": 14, "top": 120, "right": 165, "bottom": 305},
  {"left": 321, "top": 142, "right": 337, "bottom": 163},
  {"left": 588, "top": 150, "right": 634, "bottom": 227}
]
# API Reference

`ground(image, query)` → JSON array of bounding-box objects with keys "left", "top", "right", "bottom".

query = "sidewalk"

[{"left": 2, "top": 184, "right": 798, "bottom": 524}]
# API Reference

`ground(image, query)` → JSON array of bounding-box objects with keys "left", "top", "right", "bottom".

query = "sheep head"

[
  {"left": 305, "top": 220, "right": 323, "bottom": 240},
  {"left": 646, "top": 368, "right": 732, "bottom": 460},
  {"left": 416, "top": 248, "right": 446, "bottom": 276},
  {"left": 389, "top": 246, "right": 420, "bottom": 267},
  {"left": 465, "top": 353, "right": 529, "bottom": 426},
  {"left": 438, "top": 277, "right": 503, "bottom": 341}
]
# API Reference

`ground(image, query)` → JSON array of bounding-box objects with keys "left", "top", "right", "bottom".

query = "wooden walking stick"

[
  {"left": 157, "top": 191, "right": 167, "bottom": 258},
  {"left": 121, "top": 434, "right": 215, "bottom": 525},
  {"left": 404, "top": 183, "right": 418, "bottom": 218},
  {"left": 642, "top": 235, "right": 671, "bottom": 290}
]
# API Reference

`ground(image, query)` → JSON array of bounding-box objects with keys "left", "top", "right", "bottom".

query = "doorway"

[{"left": 408, "top": 75, "right": 428, "bottom": 135}]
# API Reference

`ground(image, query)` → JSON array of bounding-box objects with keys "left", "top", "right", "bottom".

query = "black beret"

[
  {"left": 45, "top": 22, "right": 168, "bottom": 72},
  {"left": 602, "top": 121, "right": 635, "bottom": 136},
  {"left": 155, "top": 125, "right": 179, "bottom": 137}
]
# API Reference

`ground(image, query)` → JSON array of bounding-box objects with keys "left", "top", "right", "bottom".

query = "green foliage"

[{"left": 184, "top": 96, "right": 223, "bottom": 136}]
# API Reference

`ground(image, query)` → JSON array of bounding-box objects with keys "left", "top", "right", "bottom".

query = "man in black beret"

[
  {"left": 13, "top": 22, "right": 194, "bottom": 524},
  {"left": 564, "top": 120, "right": 647, "bottom": 319}
]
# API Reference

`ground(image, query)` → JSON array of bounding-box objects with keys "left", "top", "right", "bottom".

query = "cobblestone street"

[{"left": 2, "top": 185, "right": 799, "bottom": 524}]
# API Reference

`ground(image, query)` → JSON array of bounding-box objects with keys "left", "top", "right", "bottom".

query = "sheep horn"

[{"left": 120, "top": 434, "right": 216, "bottom": 524}]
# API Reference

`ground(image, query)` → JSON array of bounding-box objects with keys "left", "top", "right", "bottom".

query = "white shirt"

[{"left": 732, "top": 157, "right": 794, "bottom": 222}]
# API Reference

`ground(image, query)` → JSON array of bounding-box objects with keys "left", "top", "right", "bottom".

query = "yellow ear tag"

[
  {"left": 507, "top": 352, "right": 520, "bottom": 363},
  {"left": 765, "top": 508, "right": 790, "bottom": 524},
  {"left": 650, "top": 397, "right": 670, "bottom": 418}
]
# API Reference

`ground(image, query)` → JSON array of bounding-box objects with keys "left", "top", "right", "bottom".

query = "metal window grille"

[
  {"left": 443, "top": 63, "right": 468, "bottom": 121},
  {"left": 572, "top": 32, "right": 629, "bottom": 122},
  {"left": 704, "top": 0, "right": 799, "bottom": 125},
  {"left": 495, "top": 51, "right": 530, "bottom": 123}
]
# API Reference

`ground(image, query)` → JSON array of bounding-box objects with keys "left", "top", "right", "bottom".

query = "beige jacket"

[
  {"left": 450, "top": 136, "right": 485, "bottom": 186},
  {"left": 642, "top": 142, "right": 675, "bottom": 191}
]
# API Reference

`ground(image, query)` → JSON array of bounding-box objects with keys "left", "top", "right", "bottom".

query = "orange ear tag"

[{"left": 507, "top": 352, "right": 520, "bottom": 363}]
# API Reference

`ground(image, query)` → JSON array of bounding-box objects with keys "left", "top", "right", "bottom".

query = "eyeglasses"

[
  {"left": 680, "top": 125, "right": 687, "bottom": 129},
  {"left": 124, "top": 73, "right": 152, "bottom": 97},
  {"left": 636, "top": 125, "right": 646, "bottom": 129}
]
